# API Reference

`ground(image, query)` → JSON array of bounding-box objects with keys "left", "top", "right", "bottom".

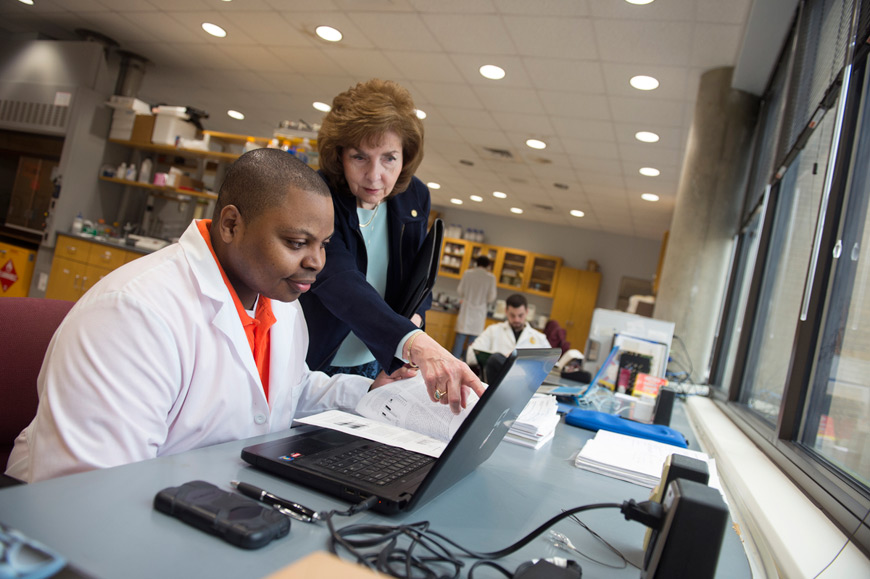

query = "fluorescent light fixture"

[
  {"left": 630, "top": 75, "right": 659, "bottom": 90},
  {"left": 625, "top": 0, "right": 655, "bottom": 4},
  {"left": 493, "top": 191, "right": 507, "bottom": 199},
  {"left": 640, "top": 167, "right": 661, "bottom": 177},
  {"left": 316, "top": 26, "right": 342, "bottom": 42},
  {"left": 202, "top": 23, "right": 227, "bottom": 38},
  {"left": 570, "top": 209, "right": 585, "bottom": 217},
  {"left": 18, "top": 0, "right": 34, "bottom": 5},
  {"left": 227, "top": 110, "right": 245, "bottom": 120},
  {"left": 415, "top": 109, "right": 427, "bottom": 120},
  {"left": 635, "top": 131, "right": 660, "bottom": 143},
  {"left": 479, "top": 65, "right": 506, "bottom": 80},
  {"left": 427, "top": 182, "right": 441, "bottom": 189},
  {"left": 526, "top": 139, "right": 546, "bottom": 150},
  {"left": 642, "top": 193, "right": 660, "bottom": 202},
  {"left": 313, "top": 101, "right": 331, "bottom": 112},
  {"left": 470, "top": 195, "right": 483, "bottom": 202},
  {"left": 450, "top": 198, "right": 463, "bottom": 205},
  {"left": 510, "top": 207, "right": 523, "bottom": 214}
]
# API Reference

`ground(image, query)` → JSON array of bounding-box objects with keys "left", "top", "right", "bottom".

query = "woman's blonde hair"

[{"left": 318, "top": 79, "right": 424, "bottom": 196}]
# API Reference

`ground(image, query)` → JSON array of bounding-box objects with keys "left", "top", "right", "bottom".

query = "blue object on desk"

[{"left": 564, "top": 409, "right": 688, "bottom": 448}]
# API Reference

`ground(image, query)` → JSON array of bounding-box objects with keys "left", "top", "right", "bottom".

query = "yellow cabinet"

[
  {"left": 424, "top": 309, "right": 458, "bottom": 350},
  {"left": 438, "top": 237, "right": 562, "bottom": 298},
  {"left": 45, "top": 234, "right": 143, "bottom": 301},
  {"left": 45, "top": 256, "right": 87, "bottom": 301},
  {"left": 527, "top": 255, "right": 561, "bottom": 297},
  {"left": 495, "top": 249, "right": 529, "bottom": 291},
  {"left": 550, "top": 268, "right": 602, "bottom": 352}
]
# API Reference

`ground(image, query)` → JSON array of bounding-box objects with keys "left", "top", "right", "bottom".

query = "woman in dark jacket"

[{"left": 300, "top": 79, "right": 483, "bottom": 414}]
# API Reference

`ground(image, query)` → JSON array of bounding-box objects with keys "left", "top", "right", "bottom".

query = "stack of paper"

[
  {"left": 574, "top": 429, "right": 718, "bottom": 488},
  {"left": 504, "top": 394, "right": 560, "bottom": 450}
]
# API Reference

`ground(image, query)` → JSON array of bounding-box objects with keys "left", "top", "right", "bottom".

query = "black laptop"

[{"left": 241, "top": 348, "right": 560, "bottom": 514}]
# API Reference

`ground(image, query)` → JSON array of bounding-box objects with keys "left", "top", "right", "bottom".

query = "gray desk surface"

[{"left": 0, "top": 403, "right": 748, "bottom": 579}]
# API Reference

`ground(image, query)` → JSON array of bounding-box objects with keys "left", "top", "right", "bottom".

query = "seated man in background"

[
  {"left": 466, "top": 293, "right": 549, "bottom": 379},
  {"left": 6, "top": 149, "right": 410, "bottom": 483}
]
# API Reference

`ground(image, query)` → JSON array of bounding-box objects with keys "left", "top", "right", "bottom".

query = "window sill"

[{"left": 684, "top": 396, "right": 870, "bottom": 578}]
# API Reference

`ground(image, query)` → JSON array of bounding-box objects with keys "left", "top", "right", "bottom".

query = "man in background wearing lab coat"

[
  {"left": 6, "top": 149, "right": 409, "bottom": 483},
  {"left": 452, "top": 255, "right": 497, "bottom": 359},
  {"left": 466, "top": 293, "right": 549, "bottom": 372}
]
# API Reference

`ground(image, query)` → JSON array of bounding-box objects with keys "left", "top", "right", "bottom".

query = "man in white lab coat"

[
  {"left": 6, "top": 149, "right": 409, "bottom": 483},
  {"left": 452, "top": 255, "right": 497, "bottom": 359},
  {"left": 466, "top": 294, "right": 549, "bottom": 370}
]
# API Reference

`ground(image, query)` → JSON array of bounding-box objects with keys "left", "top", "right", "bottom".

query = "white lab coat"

[
  {"left": 455, "top": 267, "right": 497, "bottom": 334},
  {"left": 466, "top": 321, "right": 550, "bottom": 365},
  {"left": 6, "top": 220, "right": 370, "bottom": 483}
]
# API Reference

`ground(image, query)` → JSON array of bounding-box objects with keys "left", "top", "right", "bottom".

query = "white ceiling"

[{"left": 1, "top": 0, "right": 756, "bottom": 241}]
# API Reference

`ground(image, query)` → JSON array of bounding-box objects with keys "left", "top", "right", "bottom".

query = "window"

[
  {"left": 739, "top": 108, "right": 837, "bottom": 424},
  {"left": 707, "top": 0, "right": 870, "bottom": 555},
  {"left": 802, "top": 65, "right": 870, "bottom": 489}
]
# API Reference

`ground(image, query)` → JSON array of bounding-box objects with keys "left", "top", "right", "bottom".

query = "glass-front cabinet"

[
  {"left": 496, "top": 249, "right": 528, "bottom": 290},
  {"left": 437, "top": 237, "right": 562, "bottom": 298},
  {"left": 527, "top": 255, "right": 561, "bottom": 296}
]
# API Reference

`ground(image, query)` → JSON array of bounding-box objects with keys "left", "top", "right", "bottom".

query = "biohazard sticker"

[{"left": 0, "top": 260, "right": 17, "bottom": 292}]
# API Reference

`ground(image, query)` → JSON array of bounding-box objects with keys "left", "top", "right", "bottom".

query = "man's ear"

[{"left": 216, "top": 205, "right": 244, "bottom": 244}]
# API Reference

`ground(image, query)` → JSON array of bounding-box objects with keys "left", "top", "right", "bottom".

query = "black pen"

[{"left": 230, "top": 480, "right": 319, "bottom": 522}]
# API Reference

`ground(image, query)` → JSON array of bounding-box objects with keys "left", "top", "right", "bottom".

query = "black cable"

[
  {"left": 811, "top": 506, "right": 870, "bottom": 578},
  {"left": 324, "top": 500, "right": 625, "bottom": 578},
  {"left": 564, "top": 511, "right": 641, "bottom": 569},
  {"left": 668, "top": 334, "right": 695, "bottom": 384}
]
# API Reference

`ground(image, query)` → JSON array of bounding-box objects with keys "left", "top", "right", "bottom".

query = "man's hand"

[
  {"left": 369, "top": 365, "right": 418, "bottom": 390},
  {"left": 406, "top": 332, "right": 486, "bottom": 414}
]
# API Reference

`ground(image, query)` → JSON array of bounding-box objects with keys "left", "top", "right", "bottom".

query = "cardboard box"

[
  {"left": 174, "top": 174, "right": 204, "bottom": 192},
  {"left": 131, "top": 115, "right": 156, "bottom": 144},
  {"left": 152, "top": 109, "right": 197, "bottom": 145}
]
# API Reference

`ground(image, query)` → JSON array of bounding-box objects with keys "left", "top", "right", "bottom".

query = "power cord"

[
  {"left": 551, "top": 510, "right": 642, "bottom": 569},
  {"left": 322, "top": 497, "right": 665, "bottom": 578},
  {"left": 811, "top": 506, "right": 870, "bottom": 578}
]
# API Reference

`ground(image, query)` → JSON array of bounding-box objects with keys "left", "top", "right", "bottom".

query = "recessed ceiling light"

[
  {"left": 493, "top": 191, "right": 507, "bottom": 199},
  {"left": 316, "top": 26, "right": 342, "bottom": 42},
  {"left": 450, "top": 198, "right": 463, "bottom": 205},
  {"left": 642, "top": 193, "right": 660, "bottom": 202},
  {"left": 227, "top": 110, "right": 244, "bottom": 120},
  {"left": 639, "top": 167, "right": 661, "bottom": 177},
  {"left": 313, "top": 101, "right": 331, "bottom": 112},
  {"left": 202, "top": 23, "right": 227, "bottom": 38},
  {"left": 510, "top": 207, "right": 523, "bottom": 214},
  {"left": 635, "top": 131, "right": 660, "bottom": 143},
  {"left": 625, "top": 0, "right": 655, "bottom": 5},
  {"left": 427, "top": 182, "right": 441, "bottom": 189},
  {"left": 470, "top": 195, "right": 483, "bottom": 202},
  {"left": 479, "top": 65, "right": 506, "bottom": 80},
  {"left": 415, "top": 109, "right": 427, "bottom": 120},
  {"left": 570, "top": 210, "right": 585, "bottom": 217},
  {"left": 526, "top": 139, "right": 546, "bottom": 150},
  {"left": 630, "top": 75, "right": 659, "bottom": 90}
]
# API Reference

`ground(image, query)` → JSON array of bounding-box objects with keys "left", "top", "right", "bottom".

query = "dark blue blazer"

[{"left": 300, "top": 175, "right": 432, "bottom": 373}]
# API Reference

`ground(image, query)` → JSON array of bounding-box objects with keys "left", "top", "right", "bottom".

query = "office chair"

[{"left": 0, "top": 297, "right": 73, "bottom": 485}]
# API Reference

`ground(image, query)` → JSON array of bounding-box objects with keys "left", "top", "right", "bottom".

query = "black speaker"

[{"left": 653, "top": 387, "right": 676, "bottom": 426}]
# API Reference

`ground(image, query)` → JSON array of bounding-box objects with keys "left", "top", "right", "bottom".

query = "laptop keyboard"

[{"left": 314, "top": 444, "right": 434, "bottom": 486}]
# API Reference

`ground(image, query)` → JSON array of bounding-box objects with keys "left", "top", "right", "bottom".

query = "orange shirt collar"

[{"left": 196, "top": 219, "right": 275, "bottom": 399}]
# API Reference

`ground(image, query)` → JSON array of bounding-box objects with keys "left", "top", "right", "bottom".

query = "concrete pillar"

[{"left": 654, "top": 67, "right": 759, "bottom": 383}]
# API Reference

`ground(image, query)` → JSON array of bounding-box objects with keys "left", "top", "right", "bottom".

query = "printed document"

[{"left": 296, "top": 374, "right": 480, "bottom": 458}]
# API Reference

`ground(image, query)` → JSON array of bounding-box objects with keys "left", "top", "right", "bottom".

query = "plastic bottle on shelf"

[
  {"left": 125, "top": 163, "right": 138, "bottom": 181},
  {"left": 138, "top": 158, "right": 153, "bottom": 184},
  {"left": 116, "top": 162, "right": 127, "bottom": 179}
]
